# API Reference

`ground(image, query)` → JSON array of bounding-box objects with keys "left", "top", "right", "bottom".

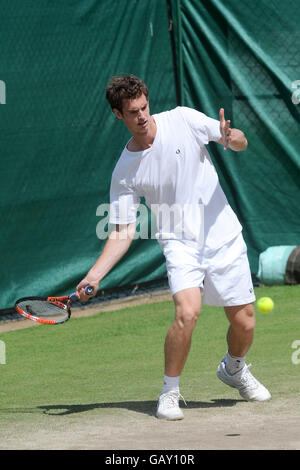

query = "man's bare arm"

[{"left": 76, "top": 222, "right": 136, "bottom": 301}]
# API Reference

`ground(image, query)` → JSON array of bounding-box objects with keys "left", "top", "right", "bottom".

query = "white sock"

[
  {"left": 225, "top": 351, "right": 246, "bottom": 375},
  {"left": 161, "top": 375, "right": 180, "bottom": 394}
]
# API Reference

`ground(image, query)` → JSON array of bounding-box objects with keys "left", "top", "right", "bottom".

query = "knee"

[
  {"left": 175, "top": 304, "right": 200, "bottom": 330},
  {"left": 231, "top": 304, "right": 255, "bottom": 334}
]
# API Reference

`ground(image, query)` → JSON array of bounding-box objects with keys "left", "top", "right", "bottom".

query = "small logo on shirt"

[{"left": 176, "top": 149, "right": 181, "bottom": 156}]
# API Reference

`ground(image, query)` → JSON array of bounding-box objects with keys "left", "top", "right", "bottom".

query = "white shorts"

[{"left": 159, "top": 233, "right": 256, "bottom": 307}]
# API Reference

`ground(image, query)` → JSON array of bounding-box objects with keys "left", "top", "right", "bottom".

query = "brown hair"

[{"left": 106, "top": 74, "right": 149, "bottom": 113}]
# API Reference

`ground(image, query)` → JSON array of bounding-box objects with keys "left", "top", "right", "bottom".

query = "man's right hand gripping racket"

[{"left": 14, "top": 285, "right": 94, "bottom": 325}]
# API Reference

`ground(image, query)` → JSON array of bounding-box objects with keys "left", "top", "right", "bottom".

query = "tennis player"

[{"left": 76, "top": 75, "right": 271, "bottom": 420}]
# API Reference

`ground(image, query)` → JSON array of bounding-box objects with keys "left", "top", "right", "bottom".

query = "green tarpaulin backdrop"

[{"left": 0, "top": 0, "right": 299, "bottom": 309}]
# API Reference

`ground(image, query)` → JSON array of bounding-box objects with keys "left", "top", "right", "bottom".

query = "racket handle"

[{"left": 69, "top": 285, "right": 94, "bottom": 301}]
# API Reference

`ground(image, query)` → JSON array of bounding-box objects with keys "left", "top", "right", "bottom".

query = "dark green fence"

[{"left": 0, "top": 0, "right": 299, "bottom": 309}]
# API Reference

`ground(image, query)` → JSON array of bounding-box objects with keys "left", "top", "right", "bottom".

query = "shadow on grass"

[{"left": 37, "top": 398, "right": 244, "bottom": 417}]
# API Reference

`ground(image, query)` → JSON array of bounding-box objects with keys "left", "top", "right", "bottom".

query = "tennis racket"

[{"left": 14, "top": 285, "right": 94, "bottom": 325}]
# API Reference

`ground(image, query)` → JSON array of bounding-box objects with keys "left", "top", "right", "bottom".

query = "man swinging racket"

[{"left": 76, "top": 74, "right": 271, "bottom": 420}]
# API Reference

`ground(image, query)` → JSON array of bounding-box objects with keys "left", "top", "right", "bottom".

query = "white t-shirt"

[{"left": 109, "top": 106, "right": 242, "bottom": 250}]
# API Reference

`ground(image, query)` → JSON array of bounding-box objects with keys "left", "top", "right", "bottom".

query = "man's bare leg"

[
  {"left": 164, "top": 287, "right": 202, "bottom": 377},
  {"left": 224, "top": 302, "right": 255, "bottom": 359},
  {"left": 156, "top": 287, "right": 201, "bottom": 420}
]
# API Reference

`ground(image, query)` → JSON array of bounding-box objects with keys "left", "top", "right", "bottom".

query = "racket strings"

[{"left": 17, "top": 299, "right": 68, "bottom": 321}]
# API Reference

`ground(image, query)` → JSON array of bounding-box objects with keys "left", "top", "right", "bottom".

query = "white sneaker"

[
  {"left": 156, "top": 391, "right": 185, "bottom": 420},
  {"left": 217, "top": 358, "right": 271, "bottom": 402}
]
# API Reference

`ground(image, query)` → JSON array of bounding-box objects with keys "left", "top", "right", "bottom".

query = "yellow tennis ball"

[{"left": 257, "top": 297, "right": 274, "bottom": 313}]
